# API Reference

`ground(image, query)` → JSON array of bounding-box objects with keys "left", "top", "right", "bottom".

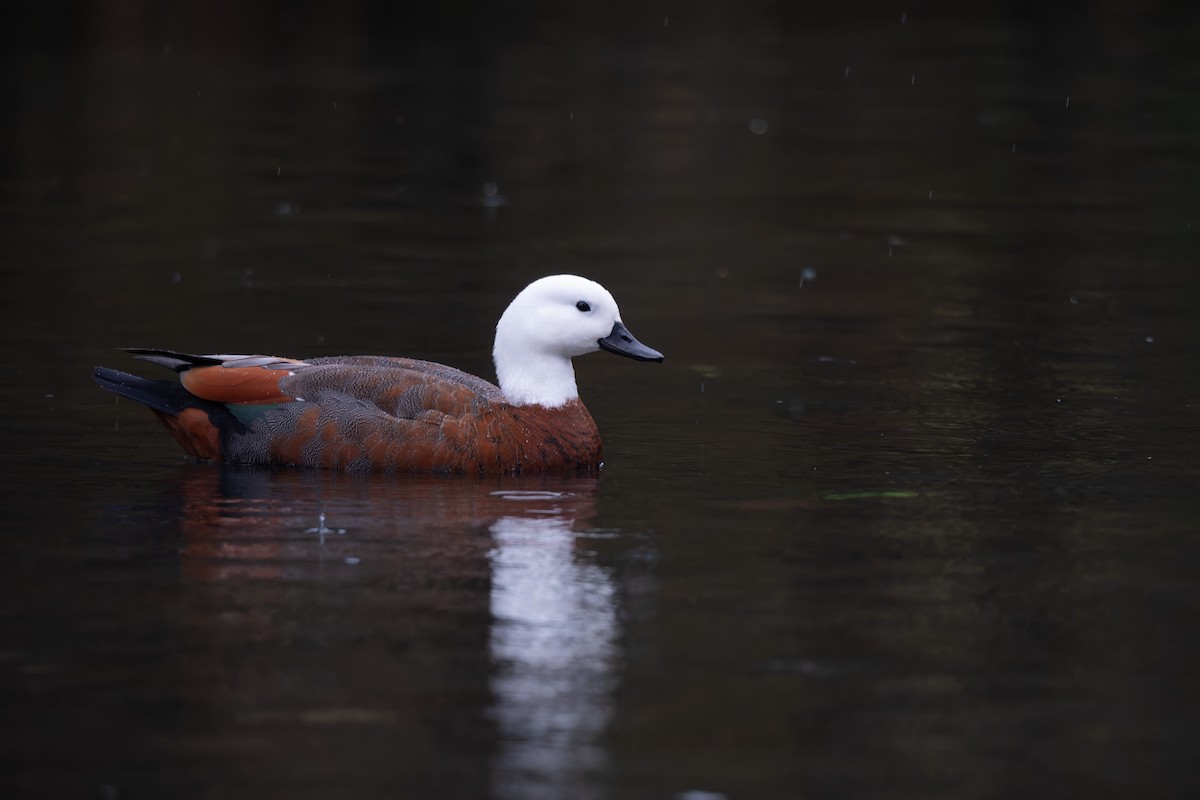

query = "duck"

[{"left": 93, "top": 275, "right": 664, "bottom": 472}]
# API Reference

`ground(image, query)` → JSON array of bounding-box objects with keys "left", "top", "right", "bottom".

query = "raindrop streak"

[
  {"left": 911, "top": 74, "right": 916, "bottom": 85},
  {"left": 1065, "top": 95, "right": 1071, "bottom": 109}
]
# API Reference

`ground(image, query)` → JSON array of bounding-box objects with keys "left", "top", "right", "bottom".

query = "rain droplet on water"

[{"left": 482, "top": 182, "right": 506, "bottom": 208}]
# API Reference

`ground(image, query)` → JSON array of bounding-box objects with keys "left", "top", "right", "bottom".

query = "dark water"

[{"left": 3, "top": 3, "right": 1200, "bottom": 798}]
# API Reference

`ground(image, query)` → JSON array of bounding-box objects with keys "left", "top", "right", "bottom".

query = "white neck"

[
  {"left": 490, "top": 274, "right": 621, "bottom": 408},
  {"left": 494, "top": 349, "right": 579, "bottom": 408}
]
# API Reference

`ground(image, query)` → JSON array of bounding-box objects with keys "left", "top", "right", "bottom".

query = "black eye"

[{"left": 576, "top": 301, "right": 590, "bottom": 312}]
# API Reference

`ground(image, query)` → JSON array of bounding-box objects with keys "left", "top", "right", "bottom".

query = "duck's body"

[{"left": 93, "top": 276, "right": 663, "bottom": 473}]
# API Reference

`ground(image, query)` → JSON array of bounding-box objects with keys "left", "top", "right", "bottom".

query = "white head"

[{"left": 492, "top": 274, "right": 663, "bottom": 407}]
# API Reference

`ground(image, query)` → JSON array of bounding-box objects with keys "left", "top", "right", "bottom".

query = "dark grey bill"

[{"left": 598, "top": 321, "right": 664, "bottom": 362}]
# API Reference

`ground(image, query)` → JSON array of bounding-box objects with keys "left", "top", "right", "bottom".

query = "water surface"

[{"left": 3, "top": 3, "right": 1199, "bottom": 799}]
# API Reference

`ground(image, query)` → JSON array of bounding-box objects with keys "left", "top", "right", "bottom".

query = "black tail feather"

[
  {"left": 93, "top": 367, "right": 195, "bottom": 415},
  {"left": 122, "top": 348, "right": 225, "bottom": 373},
  {"left": 92, "top": 366, "right": 247, "bottom": 434}
]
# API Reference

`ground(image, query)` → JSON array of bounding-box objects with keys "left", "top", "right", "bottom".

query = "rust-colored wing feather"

[{"left": 180, "top": 360, "right": 304, "bottom": 405}]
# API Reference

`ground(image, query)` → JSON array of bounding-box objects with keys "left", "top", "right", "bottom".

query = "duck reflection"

[
  {"left": 488, "top": 493, "right": 618, "bottom": 800},
  {"left": 168, "top": 466, "right": 622, "bottom": 797}
]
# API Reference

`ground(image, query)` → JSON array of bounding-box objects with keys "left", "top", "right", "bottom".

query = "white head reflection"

[{"left": 488, "top": 490, "right": 618, "bottom": 799}]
